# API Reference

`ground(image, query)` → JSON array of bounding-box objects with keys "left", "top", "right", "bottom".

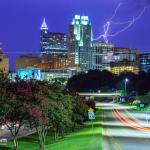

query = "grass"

[
  {"left": 0, "top": 109, "right": 102, "bottom": 150},
  {"left": 116, "top": 102, "right": 150, "bottom": 112},
  {"left": 134, "top": 105, "right": 150, "bottom": 112}
]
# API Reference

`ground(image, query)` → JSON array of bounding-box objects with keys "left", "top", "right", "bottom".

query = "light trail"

[
  {"left": 94, "top": 4, "right": 150, "bottom": 43},
  {"left": 124, "top": 109, "right": 149, "bottom": 127},
  {"left": 113, "top": 109, "right": 150, "bottom": 132},
  {"left": 113, "top": 109, "right": 147, "bottom": 131}
]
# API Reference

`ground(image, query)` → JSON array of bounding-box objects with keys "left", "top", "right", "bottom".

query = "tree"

[
  {"left": 0, "top": 78, "right": 28, "bottom": 150},
  {"left": 136, "top": 71, "right": 150, "bottom": 95},
  {"left": 48, "top": 82, "right": 73, "bottom": 139},
  {"left": 22, "top": 81, "right": 51, "bottom": 150},
  {"left": 68, "top": 92, "right": 87, "bottom": 131},
  {"left": 0, "top": 80, "right": 52, "bottom": 150},
  {"left": 67, "top": 70, "right": 117, "bottom": 92}
]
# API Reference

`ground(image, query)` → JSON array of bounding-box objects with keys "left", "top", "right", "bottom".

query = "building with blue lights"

[
  {"left": 139, "top": 53, "right": 150, "bottom": 72},
  {"left": 68, "top": 15, "right": 93, "bottom": 71},
  {"left": 10, "top": 67, "right": 80, "bottom": 82},
  {"left": 17, "top": 68, "right": 41, "bottom": 80}
]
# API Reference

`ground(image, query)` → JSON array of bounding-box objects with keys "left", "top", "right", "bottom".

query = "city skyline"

[{"left": 0, "top": 0, "right": 150, "bottom": 70}]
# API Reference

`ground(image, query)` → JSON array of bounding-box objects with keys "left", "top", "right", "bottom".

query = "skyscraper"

[
  {"left": 40, "top": 18, "right": 67, "bottom": 57},
  {"left": 68, "top": 15, "right": 92, "bottom": 71}
]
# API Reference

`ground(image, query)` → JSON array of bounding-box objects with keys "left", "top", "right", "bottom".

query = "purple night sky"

[{"left": 0, "top": 0, "right": 150, "bottom": 70}]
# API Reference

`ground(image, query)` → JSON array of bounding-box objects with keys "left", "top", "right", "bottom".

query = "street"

[
  {"left": 97, "top": 102, "right": 150, "bottom": 150},
  {"left": 0, "top": 127, "right": 36, "bottom": 141}
]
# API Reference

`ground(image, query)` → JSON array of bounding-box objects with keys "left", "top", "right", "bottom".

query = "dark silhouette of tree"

[{"left": 67, "top": 70, "right": 150, "bottom": 96}]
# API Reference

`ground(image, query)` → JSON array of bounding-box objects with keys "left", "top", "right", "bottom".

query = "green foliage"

[
  {"left": 0, "top": 79, "right": 30, "bottom": 150},
  {"left": 2, "top": 109, "right": 102, "bottom": 150},
  {"left": 67, "top": 70, "right": 150, "bottom": 96},
  {"left": 70, "top": 93, "right": 88, "bottom": 130},
  {"left": 47, "top": 82, "right": 73, "bottom": 139},
  {"left": 0, "top": 79, "right": 89, "bottom": 150}
]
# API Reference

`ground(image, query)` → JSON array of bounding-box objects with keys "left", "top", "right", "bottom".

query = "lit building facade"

[
  {"left": 40, "top": 18, "right": 67, "bottom": 57},
  {"left": 139, "top": 53, "right": 150, "bottom": 72},
  {"left": 38, "top": 55, "right": 73, "bottom": 69},
  {"left": 16, "top": 54, "right": 41, "bottom": 70},
  {"left": 68, "top": 15, "right": 92, "bottom": 70},
  {"left": 113, "top": 47, "right": 138, "bottom": 62},
  {"left": 92, "top": 42, "right": 139, "bottom": 74},
  {"left": 110, "top": 47, "right": 139, "bottom": 74},
  {"left": 0, "top": 48, "right": 9, "bottom": 73},
  {"left": 17, "top": 68, "right": 41, "bottom": 80},
  {"left": 9, "top": 68, "right": 80, "bottom": 82},
  {"left": 110, "top": 60, "right": 139, "bottom": 74},
  {"left": 92, "top": 42, "right": 114, "bottom": 71}
]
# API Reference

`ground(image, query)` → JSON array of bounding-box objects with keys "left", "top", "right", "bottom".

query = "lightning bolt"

[
  {"left": 94, "top": 4, "right": 149, "bottom": 43},
  {"left": 94, "top": 3, "right": 122, "bottom": 43}
]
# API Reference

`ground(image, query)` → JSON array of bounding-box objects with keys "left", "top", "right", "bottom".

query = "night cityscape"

[{"left": 1, "top": 0, "right": 150, "bottom": 150}]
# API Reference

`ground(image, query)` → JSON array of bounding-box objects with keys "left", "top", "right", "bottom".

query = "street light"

[{"left": 124, "top": 78, "right": 129, "bottom": 95}]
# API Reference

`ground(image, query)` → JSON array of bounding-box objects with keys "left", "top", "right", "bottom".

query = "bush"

[{"left": 132, "top": 100, "right": 141, "bottom": 105}]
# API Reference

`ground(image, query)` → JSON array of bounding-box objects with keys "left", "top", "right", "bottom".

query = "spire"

[{"left": 40, "top": 18, "right": 48, "bottom": 30}]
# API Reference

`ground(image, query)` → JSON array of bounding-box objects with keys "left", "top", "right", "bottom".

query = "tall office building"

[
  {"left": 139, "top": 53, "right": 150, "bottom": 72},
  {"left": 40, "top": 18, "right": 67, "bottom": 57},
  {"left": 0, "top": 46, "right": 9, "bottom": 73},
  {"left": 68, "top": 15, "right": 92, "bottom": 71}
]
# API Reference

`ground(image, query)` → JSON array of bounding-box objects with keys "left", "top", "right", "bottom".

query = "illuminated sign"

[{"left": 18, "top": 68, "right": 41, "bottom": 80}]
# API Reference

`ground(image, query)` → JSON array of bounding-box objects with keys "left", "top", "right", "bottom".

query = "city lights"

[{"left": 1, "top": 1, "right": 150, "bottom": 150}]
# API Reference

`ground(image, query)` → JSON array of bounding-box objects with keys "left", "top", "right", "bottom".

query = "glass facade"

[
  {"left": 40, "top": 18, "right": 67, "bottom": 57},
  {"left": 92, "top": 42, "right": 139, "bottom": 74},
  {"left": 140, "top": 53, "right": 150, "bottom": 72},
  {"left": 92, "top": 42, "right": 114, "bottom": 70},
  {"left": 68, "top": 15, "right": 92, "bottom": 71}
]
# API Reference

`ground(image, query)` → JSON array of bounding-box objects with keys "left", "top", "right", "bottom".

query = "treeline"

[
  {"left": 0, "top": 74, "right": 92, "bottom": 150},
  {"left": 67, "top": 70, "right": 150, "bottom": 96}
]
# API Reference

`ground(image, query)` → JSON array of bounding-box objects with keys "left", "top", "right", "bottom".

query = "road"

[
  {"left": 0, "top": 126, "right": 36, "bottom": 140},
  {"left": 97, "top": 102, "right": 150, "bottom": 150}
]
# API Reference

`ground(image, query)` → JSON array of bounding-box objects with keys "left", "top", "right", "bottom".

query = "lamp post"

[{"left": 124, "top": 78, "right": 129, "bottom": 95}]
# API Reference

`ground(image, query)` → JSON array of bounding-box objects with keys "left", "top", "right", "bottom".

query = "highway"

[{"left": 97, "top": 103, "right": 150, "bottom": 150}]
